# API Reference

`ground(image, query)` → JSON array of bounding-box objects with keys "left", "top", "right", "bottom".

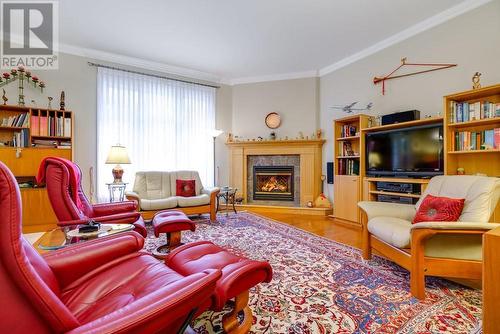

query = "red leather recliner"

[
  {"left": 0, "top": 161, "right": 222, "bottom": 333},
  {"left": 37, "top": 157, "right": 147, "bottom": 237}
]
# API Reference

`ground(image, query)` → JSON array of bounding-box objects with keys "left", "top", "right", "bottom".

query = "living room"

[{"left": 0, "top": 0, "right": 499, "bottom": 333}]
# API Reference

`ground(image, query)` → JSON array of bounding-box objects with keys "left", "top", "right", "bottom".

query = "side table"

[
  {"left": 217, "top": 187, "right": 237, "bottom": 215},
  {"left": 106, "top": 182, "right": 128, "bottom": 202}
]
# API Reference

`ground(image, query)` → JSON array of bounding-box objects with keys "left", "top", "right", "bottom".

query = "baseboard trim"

[{"left": 235, "top": 204, "right": 332, "bottom": 216}]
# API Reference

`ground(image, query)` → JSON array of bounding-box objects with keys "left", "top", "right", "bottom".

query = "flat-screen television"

[{"left": 366, "top": 124, "right": 444, "bottom": 177}]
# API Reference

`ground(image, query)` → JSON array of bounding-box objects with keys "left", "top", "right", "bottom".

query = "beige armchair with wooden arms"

[{"left": 358, "top": 175, "right": 500, "bottom": 299}]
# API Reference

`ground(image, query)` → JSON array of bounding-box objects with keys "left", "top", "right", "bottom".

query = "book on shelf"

[
  {"left": 338, "top": 158, "right": 359, "bottom": 175},
  {"left": 31, "top": 115, "right": 39, "bottom": 135},
  {"left": 338, "top": 141, "right": 356, "bottom": 156},
  {"left": 1, "top": 113, "right": 29, "bottom": 128},
  {"left": 340, "top": 124, "right": 357, "bottom": 137},
  {"left": 449, "top": 100, "right": 500, "bottom": 123},
  {"left": 452, "top": 128, "right": 499, "bottom": 151},
  {"left": 64, "top": 117, "right": 71, "bottom": 137},
  {"left": 11, "top": 129, "right": 29, "bottom": 148}
]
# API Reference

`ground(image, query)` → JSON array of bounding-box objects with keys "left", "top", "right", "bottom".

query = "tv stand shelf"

[
  {"left": 368, "top": 190, "right": 421, "bottom": 199},
  {"left": 363, "top": 177, "right": 431, "bottom": 202}
]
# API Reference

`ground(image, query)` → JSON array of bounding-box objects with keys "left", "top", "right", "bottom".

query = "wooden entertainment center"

[
  {"left": 0, "top": 105, "right": 74, "bottom": 232},
  {"left": 332, "top": 83, "right": 500, "bottom": 225}
]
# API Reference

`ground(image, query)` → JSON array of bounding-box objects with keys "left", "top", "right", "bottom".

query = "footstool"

[
  {"left": 151, "top": 210, "right": 196, "bottom": 258},
  {"left": 167, "top": 241, "right": 273, "bottom": 334}
]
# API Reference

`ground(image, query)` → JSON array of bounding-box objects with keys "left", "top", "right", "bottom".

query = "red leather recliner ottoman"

[
  {"left": 152, "top": 210, "right": 196, "bottom": 258},
  {"left": 167, "top": 241, "right": 273, "bottom": 334}
]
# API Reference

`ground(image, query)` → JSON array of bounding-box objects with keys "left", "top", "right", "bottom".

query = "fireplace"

[{"left": 253, "top": 166, "right": 294, "bottom": 201}]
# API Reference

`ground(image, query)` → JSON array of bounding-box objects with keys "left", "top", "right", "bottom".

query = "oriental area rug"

[{"left": 143, "top": 212, "right": 481, "bottom": 334}]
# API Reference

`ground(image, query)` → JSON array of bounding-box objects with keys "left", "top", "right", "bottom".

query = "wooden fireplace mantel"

[{"left": 226, "top": 139, "right": 325, "bottom": 206}]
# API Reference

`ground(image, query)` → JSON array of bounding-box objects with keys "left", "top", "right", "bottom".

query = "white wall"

[
  {"left": 320, "top": 0, "right": 500, "bottom": 201},
  {"left": 231, "top": 77, "right": 319, "bottom": 140}
]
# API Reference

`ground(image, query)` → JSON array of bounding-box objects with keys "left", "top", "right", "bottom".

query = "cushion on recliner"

[
  {"left": 176, "top": 194, "right": 210, "bottom": 207},
  {"left": 140, "top": 197, "right": 178, "bottom": 211},
  {"left": 61, "top": 253, "right": 187, "bottom": 324},
  {"left": 133, "top": 171, "right": 172, "bottom": 200},
  {"left": 415, "top": 175, "right": 500, "bottom": 222},
  {"left": 368, "top": 217, "right": 412, "bottom": 248},
  {"left": 170, "top": 171, "right": 203, "bottom": 196}
]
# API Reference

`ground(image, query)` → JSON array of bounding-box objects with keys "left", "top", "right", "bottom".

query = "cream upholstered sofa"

[
  {"left": 125, "top": 171, "right": 219, "bottom": 221},
  {"left": 358, "top": 175, "right": 500, "bottom": 299}
]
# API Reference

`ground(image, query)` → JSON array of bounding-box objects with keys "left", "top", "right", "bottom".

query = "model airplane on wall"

[{"left": 330, "top": 102, "right": 373, "bottom": 113}]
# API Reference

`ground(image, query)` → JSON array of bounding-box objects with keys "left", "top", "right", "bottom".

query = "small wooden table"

[{"left": 34, "top": 223, "right": 134, "bottom": 253}]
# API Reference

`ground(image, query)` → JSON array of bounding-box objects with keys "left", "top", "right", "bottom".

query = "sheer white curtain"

[{"left": 97, "top": 67, "right": 216, "bottom": 201}]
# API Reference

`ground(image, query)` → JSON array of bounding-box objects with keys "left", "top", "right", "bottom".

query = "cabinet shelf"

[
  {"left": 336, "top": 155, "right": 359, "bottom": 159},
  {"left": 448, "top": 117, "right": 499, "bottom": 128},
  {"left": 31, "top": 135, "right": 71, "bottom": 140},
  {"left": 336, "top": 136, "right": 360, "bottom": 141},
  {"left": 448, "top": 149, "right": 500, "bottom": 154},
  {"left": 0, "top": 126, "right": 29, "bottom": 130},
  {"left": 369, "top": 190, "right": 421, "bottom": 199}
]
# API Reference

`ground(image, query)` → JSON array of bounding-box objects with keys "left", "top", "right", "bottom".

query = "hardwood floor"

[{"left": 254, "top": 212, "right": 362, "bottom": 249}]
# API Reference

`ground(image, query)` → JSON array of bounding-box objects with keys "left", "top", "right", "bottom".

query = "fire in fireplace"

[{"left": 253, "top": 166, "right": 294, "bottom": 201}]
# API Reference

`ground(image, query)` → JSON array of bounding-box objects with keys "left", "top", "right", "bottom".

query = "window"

[{"left": 97, "top": 67, "right": 216, "bottom": 200}]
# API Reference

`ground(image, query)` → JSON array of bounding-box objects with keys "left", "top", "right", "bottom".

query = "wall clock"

[{"left": 265, "top": 112, "right": 281, "bottom": 129}]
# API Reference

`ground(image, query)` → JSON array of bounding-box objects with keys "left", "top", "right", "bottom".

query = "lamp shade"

[
  {"left": 105, "top": 145, "right": 131, "bottom": 164},
  {"left": 211, "top": 129, "right": 224, "bottom": 138}
]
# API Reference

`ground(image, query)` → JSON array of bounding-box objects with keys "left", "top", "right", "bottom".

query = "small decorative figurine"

[
  {"left": 472, "top": 72, "right": 481, "bottom": 89},
  {"left": 30, "top": 99, "right": 36, "bottom": 106},
  {"left": 457, "top": 167, "right": 465, "bottom": 175},
  {"left": 2, "top": 89, "right": 7, "bottom": 105},
  {"left": 306, "top": 201, "right": 314, "bottom": 208},
  {"left": 269, "top": 132, "right": 276, "bottom": 140},
  {"left": 47, "top": 97, "right": 53, "bottom": 109},
  {"left": 59, "top": 91, "right": 65, "bottom": 110},
  {"left": 226, "top": 132, "right": 233, "bottom": 142},
  {"left": 316, "top": 129, "right": 322, "bottom": 139}
]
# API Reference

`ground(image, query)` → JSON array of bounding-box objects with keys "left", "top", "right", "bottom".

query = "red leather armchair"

[
  {"left": 0, "top": 161, "right": 222, "bottom": 333},
  {"left": 37, "top": 157, "right": 147, "bottom": 237}
]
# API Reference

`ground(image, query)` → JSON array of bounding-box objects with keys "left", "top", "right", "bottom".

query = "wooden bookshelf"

[
  {"left": 332, "top": 114, "right": 370, "bottom": 225},
  {"left": 0, "top": 104, "right": 74, "bottom": 232},
  {"left": 443, "top": 84, "right": 500, "bottom": 177}
]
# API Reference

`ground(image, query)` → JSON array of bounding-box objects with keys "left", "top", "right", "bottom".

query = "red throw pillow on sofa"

[
  {"left": 413, "top": 194, "right": 465, "bottom": 224},
  {"left": 176, "top": 179, "right": 196, "bottom": 197}
]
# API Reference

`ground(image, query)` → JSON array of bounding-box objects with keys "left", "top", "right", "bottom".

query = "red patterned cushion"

[
  {"left": 176, "top": 179, "right": 196, "bottom": 197},
  {"left": 413, "top": 194, "right": 465, "bottom": 224}
]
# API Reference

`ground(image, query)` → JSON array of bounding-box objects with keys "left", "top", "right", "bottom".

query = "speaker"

[
  {"left": 381, "top": 110, "right": 420, "bottom": 125},
  {"left": 326, "top": 162, "right": 334, "bottom": 184}
]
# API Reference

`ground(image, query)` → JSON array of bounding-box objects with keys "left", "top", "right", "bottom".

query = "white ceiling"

[{"left": 59, "top": 0, "right": 488, "bottom": 84}]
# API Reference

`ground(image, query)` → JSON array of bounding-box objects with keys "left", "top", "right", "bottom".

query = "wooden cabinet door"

[{"left": 334, "top": 175, "right": 359, "bottom": 223}]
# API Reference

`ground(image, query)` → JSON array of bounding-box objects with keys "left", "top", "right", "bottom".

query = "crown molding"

[
  {"left": 227, "top": 70, "right": 318, "bottom": 86},
  {"left": 318, "top": 0, "right": 494, "bottom": 76},
  {"left": 60, "top": 43, "right": 223, "bottom": 84}
]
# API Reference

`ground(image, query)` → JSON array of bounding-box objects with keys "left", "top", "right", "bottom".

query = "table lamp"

[{"left": 105, "top": 144, "right": 131, "bottom": 183}]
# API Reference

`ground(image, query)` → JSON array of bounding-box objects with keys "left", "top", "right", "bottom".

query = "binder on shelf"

[{"left": 64, "top": 117, "right": 71, "bottom": 137}]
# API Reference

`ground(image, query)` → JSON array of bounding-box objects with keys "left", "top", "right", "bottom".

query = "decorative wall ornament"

[
  {"left": 2, "top": 89, "right": 7, "bottom": 105},
  {"left": 472, "top": 72, "right": 481, "bottom": 90},
  {"left": 374, "top": 57, "right": 457, "bottom": 95},
  {"left": 330, "top": 102, "right": 373, "bottom": 114},
  {"left": 265, "top": 112, "right": 281, "bottom": 129},
  {"left": 0, "top": 66, "right": 45, "bottom": 106},
  {"left": 60, "top": 91, "right": 66, "bottom": 110}
]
